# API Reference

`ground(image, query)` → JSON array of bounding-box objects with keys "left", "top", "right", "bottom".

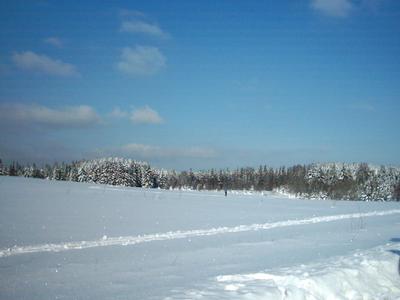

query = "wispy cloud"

[
  {"left": 311, "top": 0, "right": 353, "bottom": 17},
  {"left": 130, "top": 106, "right": 163, "bottom": 124},
  {"left": 121, "top": 20, "right": 168, "bottom": 38},
  {"left": 116, "top": 46, "right": 166, "bottom": 76},
  {"left": 109, "top": 107, "right": 129, "bottom": 118},
  {"left": 104, "top": 143, "right": 218, "bottom": 159},
  {"left": 0, "top": 103, "right": 101, "bottom": 128},
  {"left": 119, "top": 9, "right": 168, "bottom": 38},
  {"left": 44, "top": 37, "right": 64, "bottom": 48},
  {"left": 12, "top": 51, "right": 79, "bottom": 77}
]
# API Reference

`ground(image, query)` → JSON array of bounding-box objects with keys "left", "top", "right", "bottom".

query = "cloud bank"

[{"left": 0, "top": 103, "right": 101, "bottom": 128}]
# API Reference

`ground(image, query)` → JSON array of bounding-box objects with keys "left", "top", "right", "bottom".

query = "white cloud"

[
  {"left": 44, "top": 37, "right": 64, "bottom": 48},
  {"left": 0, "top": 103, "right": 101, "bottom": 128},
  {"left": 119, "top": 9, "right": 168, "bottom": 38},
  {"left": 109, "top": 107, "right": 129, "bottom": 118},
  {"left": 130, "top": 106, "right": 163, "bottom": 124},
  {"left": 121, "top": 20, "right": 167, "bottom": 38},
  {"left": 12, "top": 51, "right": 79, "bottom": 77},
  {"left": 311, "top": 0, "right": 353, "bottom": 17},
  {"left": 114, "top": 143, "right": 218, "bottom": 159},
  {"left": 116, "top": 46, "right": 166, "bottom": 76}
]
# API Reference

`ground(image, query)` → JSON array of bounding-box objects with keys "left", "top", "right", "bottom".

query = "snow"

[
  {"left": 169, "top": 244, "right": 400, "bottom": 299},
  {"left": 0, "top": 176, "right": 399, "bottom": 299},
  {"left": 2, "top": 209, "right": 400, "bottom": 259}
]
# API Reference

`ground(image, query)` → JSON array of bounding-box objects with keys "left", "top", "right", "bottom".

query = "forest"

[{"left": 1, "top": 157, "right": 399, "bottom": 201}]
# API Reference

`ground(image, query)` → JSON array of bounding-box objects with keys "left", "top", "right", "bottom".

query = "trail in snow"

[{"left": 1, "top": 209, "right": 400, "bottom": 258}]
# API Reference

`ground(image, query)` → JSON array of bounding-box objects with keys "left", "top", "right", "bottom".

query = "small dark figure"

[{"left": 224, "top": 189, "right": 227, "bottom": 197}]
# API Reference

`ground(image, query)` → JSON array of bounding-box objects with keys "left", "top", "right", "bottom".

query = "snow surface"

[
  {"left": 0, "top": 176, "right": 399, "bottom": 299},
  {"left": 168, "top": 244, "right": 400, "bottom": 299}
]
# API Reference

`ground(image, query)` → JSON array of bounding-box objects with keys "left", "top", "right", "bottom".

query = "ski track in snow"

[{"left": 1, "top": 209, "right": 400, "bottom": 258}]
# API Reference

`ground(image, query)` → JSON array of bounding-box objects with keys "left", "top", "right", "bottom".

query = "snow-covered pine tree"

[
  {"left": 393, "top": 181, "right": 400, "bottom": 201},
  {"left": 0, "top": 158, "right": 5, "bottom": 176},
  {"left": 141, "top": 164, "right": 154, "bottom": 188},
  {"left": 68, "top": 162, "right": 79, "bottom": 182},
  {"left": 156, "top": 169, "right": 169, "bottom": 189},
  {"left": 132, "top": 162, "right": 143, "bottom": 187}
]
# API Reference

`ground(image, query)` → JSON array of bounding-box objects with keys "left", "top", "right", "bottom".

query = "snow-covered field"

[{"left": 0, "top": 177, "right": 399, "bottom": 299}]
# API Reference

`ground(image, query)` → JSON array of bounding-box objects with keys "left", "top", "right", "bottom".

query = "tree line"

[{"left": 1, "top": 158, "right": 399, "bottom": 201}]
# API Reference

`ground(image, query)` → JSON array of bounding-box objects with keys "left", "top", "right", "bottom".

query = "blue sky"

[{"left": 0, "top": 0, "right": 399, "bottom": 170}]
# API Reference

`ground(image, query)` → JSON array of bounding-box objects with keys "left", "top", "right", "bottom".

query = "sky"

[{"left": 0, "top": 0, "right": 399, "bottom": 170}]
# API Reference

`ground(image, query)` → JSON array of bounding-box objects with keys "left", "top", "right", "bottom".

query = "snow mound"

[{"left": 169, "top": 244, "right": 400, "bottom": 300}]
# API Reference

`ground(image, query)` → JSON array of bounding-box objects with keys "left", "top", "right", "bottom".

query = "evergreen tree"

[
  {"left": 393, "top": 181, "right": 400, "bottom": 201},
  {"left": 8, "top": 162, "right": 17, "bottom": 176},
  {"left": 0, "top": 158, "right": 5, "bottom": 175},
  {"left": 141, "top": 164, "right": 154, "bottom": 188}
]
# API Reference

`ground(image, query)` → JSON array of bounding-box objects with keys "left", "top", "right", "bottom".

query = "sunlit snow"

[{"left": 0, "top": 176, "right": 399, "bottom": 299}]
